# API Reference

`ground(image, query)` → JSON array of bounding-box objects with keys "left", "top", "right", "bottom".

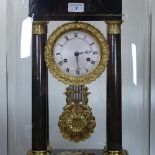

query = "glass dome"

[{"left": 0, "top": 0, "right": 152, "bottom": 155}]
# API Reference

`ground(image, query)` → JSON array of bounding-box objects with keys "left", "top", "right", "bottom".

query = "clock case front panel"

[{"left": 29, "top": 0, "right": 122, "bottom": 21}]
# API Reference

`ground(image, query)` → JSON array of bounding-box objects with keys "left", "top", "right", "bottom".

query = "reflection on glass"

[
  {"left": 20, "top": 17, "right": 33, "bottom": 59},
  {"left": 131, "top": 43, "right": 137, "bottom": 86}
]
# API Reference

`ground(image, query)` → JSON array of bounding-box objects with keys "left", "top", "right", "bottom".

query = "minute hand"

[{"left": 78, "top": 50, "right": 92, "bottom": 54}]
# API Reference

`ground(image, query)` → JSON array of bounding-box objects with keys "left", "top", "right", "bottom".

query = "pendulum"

[{"left": 58, "top": 85, "right": 96, "bottom": 142}]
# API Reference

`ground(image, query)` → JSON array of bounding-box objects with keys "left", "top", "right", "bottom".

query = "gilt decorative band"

[
  {"left": 32, "top": 21, "right": 48, "bottom": 34},
  {"left": 104, "top": 149, "right": 128, "bottom": 155},
  {"left": 104, "top": 150, "right": 128, "bottom": 155},
  {"left": 27, "top": 145, "right": 52, "bottom": 155},
  {"left": 27, "top": 150, "right": 51, "bottom": 155},
  {"left": 106, "top": 21, "right": 123, "bottom": 34}
]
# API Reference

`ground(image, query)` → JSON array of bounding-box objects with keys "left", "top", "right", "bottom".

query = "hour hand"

[
  {"left": 76, "top": 55, "right": 80, "bottom": 69},
  {"left": 74, "top": 52, "right": 80, "bottom": 70}
]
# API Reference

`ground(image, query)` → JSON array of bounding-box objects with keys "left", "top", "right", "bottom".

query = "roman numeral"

[
  {"left": 74, "top": 32, "right": 78, "bottom": 37},
  {"left": 58, "top": 61, "right": 63, "bottom": 66},
  {"left": 85, "top": 68, "right": 88, "bottom": 72},
  {"left": 58, "top": 43, "right": 63, "bottom": 47},
  {"left": 64, "top": 36, "right": 69, "bottom": 40},
  {"left": 90, "top": 42, "right": 95, "bottom": 46},
  {"left": 91, "top": 61, "right": 95, "bottom": 65},
  {"left": 76, "top": 69, "right": 80, "bottom": 75},
  {"left": 66, "top": 68, "right": 70, "bottom": 72},
  {"left": 84, "top": 35, "right": 87, "bottom": 39},
  {"left": 93, "top": 51, "right": 98, "bottom": 55}
]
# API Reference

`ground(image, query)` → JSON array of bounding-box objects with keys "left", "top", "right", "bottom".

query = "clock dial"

[
  {"left": 45, "top": 22, "right": 109, "bottom": 85},
  {"left": 54, "top": 31, "right": 100, "bottom": 76}
]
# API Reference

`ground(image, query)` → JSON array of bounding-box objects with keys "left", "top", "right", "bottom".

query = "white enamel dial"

[{"left": 54, "top": 30, "right": 101, "bottom": 76}]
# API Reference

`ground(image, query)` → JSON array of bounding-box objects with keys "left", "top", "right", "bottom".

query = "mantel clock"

[{"left": 28, "top": 0, "right": 128, "bottom": 155}]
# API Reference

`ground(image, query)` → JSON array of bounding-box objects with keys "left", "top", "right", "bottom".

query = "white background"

[
  {"left": 0, "top": 0, "right": 154, "bottom": 155},
  {"left": 150, "top": 0, "right": 155, "bottom": 154},
  {"left": 0, "top": 0, "right": 7, "bottom": 155}
]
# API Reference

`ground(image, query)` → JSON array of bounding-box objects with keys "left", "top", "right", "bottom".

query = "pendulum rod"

[
  {"left": 104, "top": 21, "right": 127, "bottom": 155},
  {"left": 31, "top": 21, "right": 50, "bottom": 154},
  {"left": 70, "top": 85, "right": 84, "bottom": 103}
]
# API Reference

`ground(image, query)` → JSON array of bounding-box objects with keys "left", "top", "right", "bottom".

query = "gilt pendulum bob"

[{"left": 45, "top": 22, "right": 109, "bottom": 142}]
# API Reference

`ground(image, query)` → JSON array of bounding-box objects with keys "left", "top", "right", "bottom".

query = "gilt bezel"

[{"left": 45, "top": 22, "right": 109, "bottom": 85}]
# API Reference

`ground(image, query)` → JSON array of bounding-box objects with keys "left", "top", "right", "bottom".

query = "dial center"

[{"left": 74, "top": 51, "right": 79, "bottom": 56}]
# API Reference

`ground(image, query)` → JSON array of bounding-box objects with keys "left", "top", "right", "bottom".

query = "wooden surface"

[
  {"left": 106, "top": 33, "right": 122, "bottom": 150},
  {"left": 29, "top": 0, "right": 122, "bottom": 21},
  {"left": 32, "top": 33, "right": 49, "bottom": 151}
]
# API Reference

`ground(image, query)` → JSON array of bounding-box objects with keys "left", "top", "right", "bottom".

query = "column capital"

[
  {"left": 105, "top": 21, "right": 123, "bottom": 34},
  {"left": 32, "top": 21, "right": 48, "bottom": 34}
]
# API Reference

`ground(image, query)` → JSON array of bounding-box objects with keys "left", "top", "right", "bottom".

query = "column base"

[
  {"left": 104, "top": 148, "right": 128, "bottom": 155},
  {"left": 27, "top": 150, "right": 51, "bottom": 155},
  {"left": 27, "top": 144, "right": 52, "bottom": 155}
]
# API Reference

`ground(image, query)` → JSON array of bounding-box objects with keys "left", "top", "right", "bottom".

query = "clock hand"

[
  {"left": 76, "top": 55, "right": 80, "bottom": 70},
  {"left": 74, "top": 52, "right": 80, "bottom": 70},
  {"left": 78, "top": 50, "right": 92, "bottom": 54}
]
